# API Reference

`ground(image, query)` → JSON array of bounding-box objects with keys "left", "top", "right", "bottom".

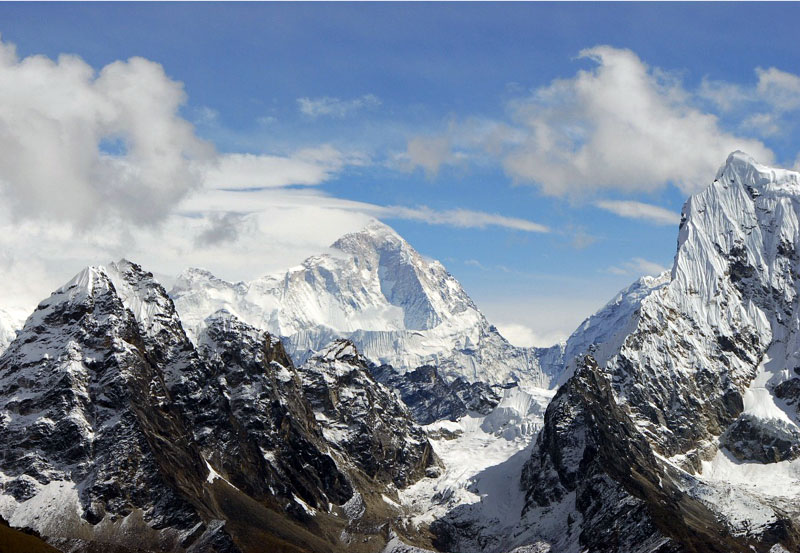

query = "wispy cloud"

[
  {"left": 605, "top": 257, "right": 668, "bottom": 276},
  {"left": 381, "top": 205, "right": 549, "bottom": 233},
  {"left": 595, "top": 200, "right": 680, "bottom": 226},
  {"left": 493, "top": 321, "right": 566, "bottom": 348},
  {"left": 203, "top": 145, "right": 366, "bottom": 190},
  {"left": 297, "top": 94, "right": 381, "bottom": 118},
  {"left": 700, "top": 66, "right": 800, "bottom": 138}
]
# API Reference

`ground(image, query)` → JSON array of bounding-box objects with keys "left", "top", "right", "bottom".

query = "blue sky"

[{"left": 0, "top": 3, "right": 799, "bottom": 345}]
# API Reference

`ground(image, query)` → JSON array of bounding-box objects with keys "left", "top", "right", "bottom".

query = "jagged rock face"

[
  {"left": 0, "top": 262, "right": 440, "bottom": 553},
  {"left": 518, "top": 357, "right": 800, "bottom": 553},
  {"left": 0, "top": 266, "right": 235, "bottom": 551},
  {"left": 598, "top": 152, "right": 800, "bottom": 462},
  {"left": 370, "top": 364, "right": 501, "bottom": 425},
  {"left": 171, "top": 220, "right": 563, "bottom": 388},
  {"left": 721, "top": 414, "right": 800, "bottom": 463},
  {"left": 507, "top": 153, "right": 800, "bottom": 553},
  {"left": 197, "top": 311, "right": 354, "bottom": 513},
  {"left": 299, "top": 340, "right": 440, "bottom": 488}
]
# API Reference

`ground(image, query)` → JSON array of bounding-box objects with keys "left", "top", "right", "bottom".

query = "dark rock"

[
  {"left": 721, "top": 414, "right": 800, "bottom": 463},
  {"left": 371, "top": 364, "right": 501, "bottom": 425}
]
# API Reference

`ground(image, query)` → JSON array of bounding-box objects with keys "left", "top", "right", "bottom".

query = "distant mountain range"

[
  {"left": 170, "top": 218, "right": 564, "bottom": 388},
  {"left": 1, "top": 152, "right": 800, "bottom": 552}
]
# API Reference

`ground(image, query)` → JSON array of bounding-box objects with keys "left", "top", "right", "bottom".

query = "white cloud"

[
  {"left": 203, "top": 145, "right": 362, "bottom": 190},
  {"left": 297, "top": 94, "right": 381, "bottom": 118},
  {"left": 464, "top": 258, "right": 486, "bottom": 269},
  {"left": 479, "top": 294, "right": 614, "bottom": 348},
  {"left": 404, "top": 135, "right": 454, "bottom": 177},
  {"left": 698, "top": 77, "right": 751, "bottom": 112},
  {"left": 194, "top": 106, "right": 219, "bottom": 125},
  {"left": 569, "top": 226, "right": 599, "bottom": 249},
  {"left": 494, "top": 322, "right": 566, "bottom": 348},
  {"left": 605, "top": 257, "right": 668, "bottom": 277},
  {"left": 501, "top": 46, "right": 773, "bottom": 197},
  {"left": 0, "top": 37, "right": 213, "bottom": 228},
  {"left": 755, "top": 67, "right": 800, "bottom": 111},
  {"left": 380, "top": 205, "right": 549, "bottom": 233},
  {"left": 595, "top": 200, "right": 680, "bottom": 226},
  {"left": 741, "top": 112, "right": 782, "bottom": 137},
  {"left": 700, "top": 67, "right": 800, "bottom": 137},
  {"left": 0, "top": 39, "right": 545, "bottom": 323}
]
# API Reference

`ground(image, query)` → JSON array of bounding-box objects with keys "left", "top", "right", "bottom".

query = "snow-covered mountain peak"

[
  {"left": 50, "top": 265, "right": 113, "bottom": 304},
  {"left": 105, "top": 258, "right": 182, "bottom": 340},
  {"left": 716, "top": 150, "right": 800, "bottom": 195},
  {"left": 171, "top": 220, "right": 560, "bottom": 387},
  {"left": 331, "top": 218, "right": 407, "bottom": 254}
]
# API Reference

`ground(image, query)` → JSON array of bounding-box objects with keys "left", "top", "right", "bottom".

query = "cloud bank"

[{"left": 0, "top": 38, "right": 213, "bottom": 227}]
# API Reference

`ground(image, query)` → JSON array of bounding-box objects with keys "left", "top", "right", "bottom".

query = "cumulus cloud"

[
  {"left": 0, "top": 38, "right": 554, "bottom": 324},
  {"left": 595, "top": 200, "right": 680, "bottom": 226},
  {"left": 700, "top": 66, "right": 800, "bottom": 139},
  {"left": 501, "top": 46, "right": 773, "bottom": 197},
  {"left": 0, "top": 37, "right": 213, "bottom": 227},
  {"left": 297, "top": 94, "right": 381, "bottom": 118},
  {"left": 605, "top": 257, "right": 668, "bottom": 276}
]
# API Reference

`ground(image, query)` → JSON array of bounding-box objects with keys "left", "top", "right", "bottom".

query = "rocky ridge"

[
  {"left": 426, "top": 153, "right": 800, "bottom": 553},
  {"left": 0, "top": 261, "right": 438, "bottom": 553}
]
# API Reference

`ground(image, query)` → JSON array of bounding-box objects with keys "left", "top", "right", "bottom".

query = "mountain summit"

[
  {"left": 431, "top": 152, "right": 800, "bottom": 553},
  {"left": 172, "top": 219, "right": 563, "bottom": 387}
]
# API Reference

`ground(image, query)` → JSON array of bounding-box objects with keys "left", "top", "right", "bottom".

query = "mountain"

[
  {"left": 429, "top": 152, "right": 800, "bottom": 553},
  {"left": 171, "top": 220, "right": 563, "bottom": 388},
  {"left": 6, "top": 150, "right": 800, "bottom": 553},
  {"left": 371, "top": 363, "right": 504, "bottom": 425},
  {"left": 0, "top": 260, "right": 438, "bottom": 552}
]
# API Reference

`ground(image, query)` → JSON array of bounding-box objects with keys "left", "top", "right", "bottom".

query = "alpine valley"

[{"left": 2, "top": 151, "right": 800, "bottom": 553}]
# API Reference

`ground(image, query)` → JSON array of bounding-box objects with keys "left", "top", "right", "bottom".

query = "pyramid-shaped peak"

[
  {"left": 52, "top": 265, "right": 114, "bottom": 303},
  {"left": 361, "top": 218, "right": 402, "bottom": 237},
  {"left": 108, "top": 258, "right": 140, "bottom": 275},
  {"left": 331, "top": 219, "right": 410, "bottom": 254}
]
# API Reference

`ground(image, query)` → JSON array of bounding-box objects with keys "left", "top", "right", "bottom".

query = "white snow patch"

[
  {"left": 399, "top": 386, "right": 553, "bottom": 529},
  {"left": 292, "top": 494, "right": 316, "bottom": 516}
]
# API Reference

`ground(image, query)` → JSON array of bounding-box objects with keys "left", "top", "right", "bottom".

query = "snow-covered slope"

[
  {"left": 427, "top": 152, "right": 800, "bottom": 553},
  {"left": 553, "top": 272, "right": 670, "bottom": 388},
  {"left": 0, "top": 261, "right": 440, "bottom": 552},
  {"left": 172, "top": 220, "right": 562, "bottom": 388}
]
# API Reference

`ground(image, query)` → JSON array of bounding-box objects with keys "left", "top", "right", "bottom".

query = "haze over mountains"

[{"left": 2, "top": 152, "right": 800, "bottom": 552}]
